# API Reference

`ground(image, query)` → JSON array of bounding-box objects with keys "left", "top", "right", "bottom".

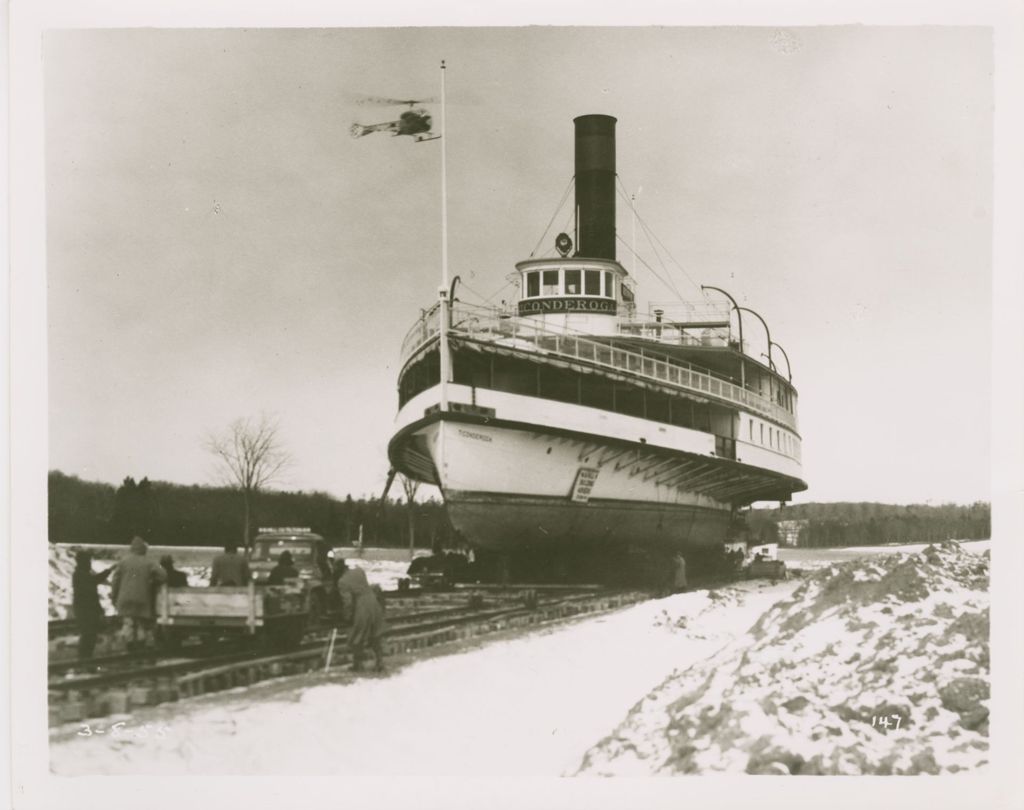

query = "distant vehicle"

[
  {"left": 250, "top": 528, "right": 336, "bottom": 620},
  {"left": 744, "top": 543, "right": 788, "bottom": 583},
  {"left": 350, "top": 96, "right": 441, "bottom": 143},
  {"left": 402, "top": 552, "right": 470, "bottom": 591},
  {"left": 746, "top": 543, "right": 779, "bottom": 562}
]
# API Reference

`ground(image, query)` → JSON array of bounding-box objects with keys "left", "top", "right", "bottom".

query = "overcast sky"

[{"left": 44, "top": 25, "right": 992, "bottom": 504}]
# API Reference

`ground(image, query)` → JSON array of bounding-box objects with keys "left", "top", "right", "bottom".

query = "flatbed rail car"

[{"left": 156, "top": 581, "right": 309, "bottom": 647}]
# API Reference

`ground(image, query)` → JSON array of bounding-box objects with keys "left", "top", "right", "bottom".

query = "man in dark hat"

[
  {"left": 71, "top": 550, "right": 114, "bottom": 660},
  {"left": 268, "top": 550, "right": 300, "bottom": 584},
  {"left": 159, "top": 555, "right": 189, "bottom": 587}
]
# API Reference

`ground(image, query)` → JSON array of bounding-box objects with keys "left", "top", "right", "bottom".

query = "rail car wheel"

[
  {"left": 309, "top": 590, "right": 327, "bottom": 624},
  {"left": 157, "top": 628, "right": 182, "bottom": 653}
]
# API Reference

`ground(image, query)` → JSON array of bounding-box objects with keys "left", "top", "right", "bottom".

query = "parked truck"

[{"left": 249, "top": 527, "right": 337, "bottom": 620}]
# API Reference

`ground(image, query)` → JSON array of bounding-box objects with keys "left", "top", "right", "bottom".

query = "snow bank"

[{"left": 577, "top": 540, "right": 990, "bottom": 775}]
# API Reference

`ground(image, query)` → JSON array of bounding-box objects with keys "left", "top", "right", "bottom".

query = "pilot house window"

[
  {"left": 604, "top": 271, "right": 614, "bottom": 298},
  {"left": 585, "top": 270, "right": 600, "bottom": 295},
  {"left": 526, "top": 272, "right": 539, "bottom": 298},
  {"left": 565, "top": 269, "right": 581, "bottom": 294},
  {"left": 542, "top": 270, "right": 559, "bottom": 295}
]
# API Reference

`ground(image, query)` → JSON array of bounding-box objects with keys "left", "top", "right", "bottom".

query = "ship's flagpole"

[{"left": 438, "top": 59, "right": 451, "bottom": 413}]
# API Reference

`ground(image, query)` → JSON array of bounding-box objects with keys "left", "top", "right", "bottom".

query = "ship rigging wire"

[
  {"left": 614, "top": 175, "right": 705, "bottom": 299},
  {"left": 614, "top": 233, "right": 688, "bottom": 303},
  {"left": 529, "top": 175, "right": 576, "bottom": 258},
  {"left": 516, "top": 170, "right": 713, "bottom": 307}
]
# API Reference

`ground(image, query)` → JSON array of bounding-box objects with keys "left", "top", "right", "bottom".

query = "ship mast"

[{"left": 438, "top": 59, "right": 451, "bottom": 412}]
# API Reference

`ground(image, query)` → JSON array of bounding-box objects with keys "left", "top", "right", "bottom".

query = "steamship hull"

[
  {"left": 388, "top": 379, "right": 803, "bottom": 556},
  {"left": 390, "top": 417, "right": 731, "bottom": 553}
]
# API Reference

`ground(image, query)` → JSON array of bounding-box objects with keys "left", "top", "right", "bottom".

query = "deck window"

[
  {"left": 526, "top": 272, "right": 539, "bottom": 298},
  {"left": 613, "top": 384, "right": 644, "bottom": 418},
  {"left": 539, "top": 365, "right": 579, "bottom": 404},
  {"left": 692, "top": 404, "right": 711, "bottom": 432},
  {"left": 542, "top": 270, "right": 559, "bottom": 295},
  {"left": 492, "top": 355, "right": 538, "bottom": 397},
  {"left": 646, "top": 390, "right": 671, "bottom": 423},
  {"left": 452, "top": 351, "right": 491, "bottom": 388},
  {"left": 565, "top": 269, "right": 581, "bottom": 295},
  {"left": 585, "top": 270, "right": 600, "bottom": 295},
  {"left": 580, "top": 374, "right": 614, "bottom": 410},
  {"left": 398, "top": 348, "right": 440, "bottom": 407}
]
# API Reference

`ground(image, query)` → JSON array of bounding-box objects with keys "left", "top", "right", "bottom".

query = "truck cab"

[{"left": 250, "top": 528, "right": 336, "bottom": 619}]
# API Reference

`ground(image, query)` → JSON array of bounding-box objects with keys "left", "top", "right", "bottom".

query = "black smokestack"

[{"left": 574, "top": 114, "right": 617, "bottom": 261}]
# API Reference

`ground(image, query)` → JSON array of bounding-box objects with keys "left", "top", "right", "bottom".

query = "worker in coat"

[
  {"left": 337, "top": 565, "right": 386, "bottom": 671},
  {"left": 210, "top": 543, "right": 250, "bottom": 586},
  {"left": 71, "top": 550, "right": 114, "bottom": 660},
  {"left": 110, "top": 536, "right": 166, "bottom": 651},
  {"left": 672, "top": 553, "right": 689, "bottom": 594}
]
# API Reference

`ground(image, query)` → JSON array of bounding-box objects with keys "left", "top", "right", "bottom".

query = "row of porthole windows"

[
  {"left": 748, "top": 417, "right": 800, "bottom": 460},
  {"left": 523, "top": 268, "right": 616, "bottom": 299}
]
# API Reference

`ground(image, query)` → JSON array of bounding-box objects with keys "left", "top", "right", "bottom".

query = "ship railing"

[
  {"left": 616, "top": 322, "right": 732, "bottom": 347},
  {"left": 401, "top": 302, "right": 442, "bottom": 360},
  {"left": 407, "top": 302, "right": 798, "bottom": 430}
]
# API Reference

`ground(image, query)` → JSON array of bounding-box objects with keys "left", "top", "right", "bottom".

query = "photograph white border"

[{"left": 8, "top": 1, "right": 1023, "bottom": 808}]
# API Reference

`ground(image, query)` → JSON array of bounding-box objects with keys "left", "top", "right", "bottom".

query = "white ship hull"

[
  {"left": 389, "top": 384, "right": 801, "bottom": 556},
  {"left": 428, "top": 419, "right": 730, "bottom": 552}
]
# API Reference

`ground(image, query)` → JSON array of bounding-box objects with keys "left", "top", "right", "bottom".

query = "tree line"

[
  {"left": 48, "top": 470, "right": 454, "bottom": 549},
  {"left": 49, "top": 471, "right": 991, "bottom": 550},
  {"left": 746, "top": 501, "right": 991, "bottom": 547}
]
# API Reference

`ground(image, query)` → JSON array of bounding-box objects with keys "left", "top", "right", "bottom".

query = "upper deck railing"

[{"left": 400, "top": 302, "right": 798, "bottom": 430}]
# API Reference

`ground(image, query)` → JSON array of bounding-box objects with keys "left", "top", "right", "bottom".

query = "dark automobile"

[{"left": 403, "top": 552, "right": 470, "bottom": 591}]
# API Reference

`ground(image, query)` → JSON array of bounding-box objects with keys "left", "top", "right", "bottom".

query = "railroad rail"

[{"left": 49, "top": 587, "right": 646, "bottom": 727}]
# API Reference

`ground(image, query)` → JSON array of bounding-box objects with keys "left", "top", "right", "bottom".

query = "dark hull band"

[{"left": 444, "top": 488, "right": 732, "bottom": 553}]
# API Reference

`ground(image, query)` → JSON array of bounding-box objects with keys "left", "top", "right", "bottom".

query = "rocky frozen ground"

[
  {"left": 577, "top": 540, "right": 990, "bottom": 775},
  {"left": 48, "top": 540, "right": 989, "bottom": 776}
]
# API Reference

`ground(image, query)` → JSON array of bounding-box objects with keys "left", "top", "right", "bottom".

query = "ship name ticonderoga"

[
  {"left": 517, "top": 297, "right": 618, "bottom": 316},
  {"left": 458, "top": 429, "right": 493, "bottom": 442}
]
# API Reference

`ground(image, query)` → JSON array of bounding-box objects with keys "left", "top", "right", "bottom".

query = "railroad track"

[
  {"left": 48, "top": 588, "right": 647, "bottom": 726},
  {"left": 47, "top": 589, "right": 547, "bottom": 677}
]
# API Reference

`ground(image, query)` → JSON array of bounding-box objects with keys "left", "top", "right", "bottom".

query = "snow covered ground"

[
  {"left": 49, "top": 580, "right": 794, "bottom": 775},
  {"left": 48, "top": 539, "right": 990, "bottom": 777}
]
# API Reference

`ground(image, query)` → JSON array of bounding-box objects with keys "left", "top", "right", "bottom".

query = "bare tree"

[
  {"left": 400, "top": 474, "right": 421, "bottom": 560},
  {"left": 206, "top": 414, "right": 291, "bottom": 551}
]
